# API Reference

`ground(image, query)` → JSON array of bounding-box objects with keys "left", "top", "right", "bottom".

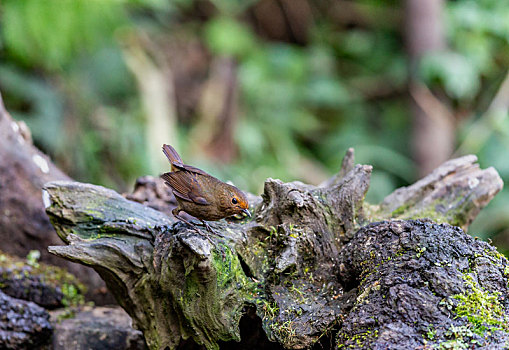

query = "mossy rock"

[{"left": 0, "top": 250, "right": 85, "bottom": 309}]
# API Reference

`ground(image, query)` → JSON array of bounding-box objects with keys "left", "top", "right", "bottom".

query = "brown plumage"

[{"left": 161, "top": 144, "right": 250, "bottom": 231}]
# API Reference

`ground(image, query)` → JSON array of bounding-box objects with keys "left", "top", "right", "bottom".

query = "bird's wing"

[{"left": 161, "top": 171, "right": 210, "bottom": 205}]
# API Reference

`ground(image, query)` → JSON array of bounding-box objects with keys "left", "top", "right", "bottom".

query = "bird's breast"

[{"left": 177, "top": 197, "right": 225, "bottom": 221}]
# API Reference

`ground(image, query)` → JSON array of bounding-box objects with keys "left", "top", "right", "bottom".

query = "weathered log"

[
  {"left": 44, "top": 151, "right": 505, "bottom": 349},
  {"left": 374, "top": 155, "right": 503, "bottom": 230}
]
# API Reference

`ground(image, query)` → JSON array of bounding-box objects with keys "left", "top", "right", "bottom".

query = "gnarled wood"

[
  {"left": 375, "top": 154, "right": 503, "bottom": 230},
  {"left": 45, "top": 151, "right": 504, "bottom": 349}
]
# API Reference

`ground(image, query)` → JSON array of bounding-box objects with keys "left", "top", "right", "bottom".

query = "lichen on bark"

[{"left": 336, "top": 220, "right": 509, "bottom": 349}]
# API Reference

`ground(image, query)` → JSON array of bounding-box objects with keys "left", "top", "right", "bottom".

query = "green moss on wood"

[
  {"left": 337, "top": 329, "right": 379, "bottom": 349},
  {"left": 452, "top": 274, "right": 508, "bottom": 335},
  {"left": 167, "top": 242, "right": 261, "bottom": 350}
]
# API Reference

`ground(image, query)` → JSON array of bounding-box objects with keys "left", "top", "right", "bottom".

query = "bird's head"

[{"left": 221, "top": 184, "right": 251, "bottom": 218}]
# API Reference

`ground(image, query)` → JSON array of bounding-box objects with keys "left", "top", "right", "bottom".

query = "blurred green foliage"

[
  {"left": 444, "top": 0, "right": 509, "bottom": 245},
  {"left": 2, "top": 0, "right": 125, "bottom": 70},
  {"left": 0, "top": 0, "right": 509, "bottom": 250}
]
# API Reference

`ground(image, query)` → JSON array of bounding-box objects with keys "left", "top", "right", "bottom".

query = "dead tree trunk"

[{"left": 45, "top": 151, "right": 508, "bottom": 349}]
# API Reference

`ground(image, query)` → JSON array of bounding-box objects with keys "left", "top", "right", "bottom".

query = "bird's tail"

[{"left": 162, "top": 144, "right": 184, "bottom": 171}]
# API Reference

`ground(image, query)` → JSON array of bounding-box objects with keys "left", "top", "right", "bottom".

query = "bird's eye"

[{"left": 231, "top": 198, "right": 238, "bottom": 205}]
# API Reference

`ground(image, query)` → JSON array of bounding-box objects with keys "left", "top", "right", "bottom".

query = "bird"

[{"left": 161, "top": 144, "right": 250, "bottom": 234}]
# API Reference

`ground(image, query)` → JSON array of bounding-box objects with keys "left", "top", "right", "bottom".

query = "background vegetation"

[{"left": 1, "top": 0, "right": 508, "bottom": 254}]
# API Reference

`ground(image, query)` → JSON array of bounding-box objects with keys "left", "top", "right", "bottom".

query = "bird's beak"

[{"left": 242, "top": 208, "right": 251, "bottom": 218}]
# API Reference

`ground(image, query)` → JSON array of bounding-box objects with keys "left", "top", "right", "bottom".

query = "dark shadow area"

[
  {"left": 237, "top": 253, "right": 255, "bottom": 279},
  {"left": 172, "top": 305, "right": 283, "bottom": 350},
  {"left": 310, "top": 325, "right": 338, "bottom": 350},
  {"left": 219, "top": 305, "right": 283, "bottom": 350},
  {"left": 175, "top": 338, "right": 206, "bottom": 350}
]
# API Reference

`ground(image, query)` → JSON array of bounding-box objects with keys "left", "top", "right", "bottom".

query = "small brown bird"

[{"left": 161, "top": 144, "right": 250, "bottom": 233}]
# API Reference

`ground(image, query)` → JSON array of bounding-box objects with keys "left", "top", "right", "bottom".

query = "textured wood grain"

[{"left": 45, "top": 151, "right": 504, "bottom": 349}]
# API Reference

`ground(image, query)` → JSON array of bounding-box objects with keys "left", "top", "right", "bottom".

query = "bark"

[
  {"left": 336, "top": 220, "right": 509, "bottom": 349},
  {"left": 0, "top": 92, "right": 113, "bottom": 304},
  {"left": 375, "top": 155, "right": 502, "bottom": 231},
  {"left": 44, "top": 149, "right": 505, "bottom": 349}
]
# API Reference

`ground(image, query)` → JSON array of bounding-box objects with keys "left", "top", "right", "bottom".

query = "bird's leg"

[
  {"left": 172, "top": 208, "right": 200, "bottom": 232},
  {"left": 199, "top": 220, "right": 225, "bottom": 238},
  {"left": 199, "top": 220, "right": 227, "bottom": 259},
  {"left": 172, "top": 208, "right": 221, "bottom": 249},
  {"left": 198, "top": 220, "right": 226, "bottom": 259}
]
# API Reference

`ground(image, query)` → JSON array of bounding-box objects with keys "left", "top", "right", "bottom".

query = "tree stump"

[{"left": 44, "top": 151, "right": 508, "bottom": 349}]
